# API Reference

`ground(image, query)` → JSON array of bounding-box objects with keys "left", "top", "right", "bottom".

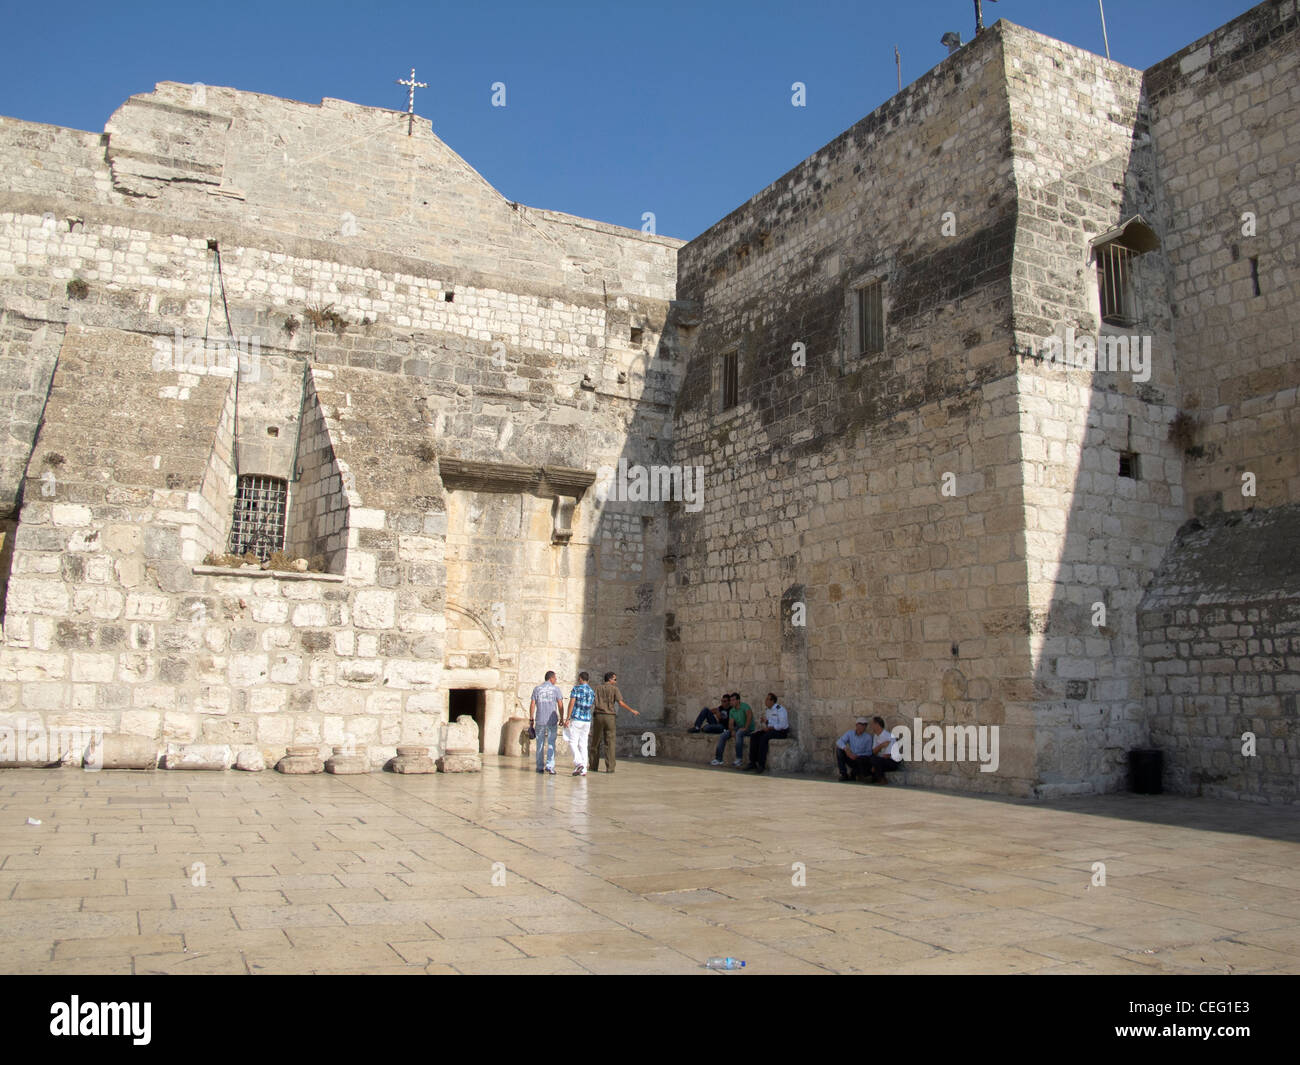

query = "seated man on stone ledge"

[
  {"left": 865, "top": 716, "right": 902, "bottom": 784},
  {"left": 743, "top": 692, "right": 789, "bottom": 774},
  {"left": 835, "top": 717, "right": 876, "bottom": 782},
  {"left": 689, "top": 693, "right": 730, "bottom": 733},
  {"left": 711, "top": 692, "right": 753, "bottom": 767}
]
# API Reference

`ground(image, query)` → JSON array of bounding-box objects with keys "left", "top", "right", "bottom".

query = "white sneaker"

[
  {"left": 733, "top": 759, "right": 743, "bottom": 766},
  {"left": 710, "top": 759, "right": 723, "bottom": 766}
]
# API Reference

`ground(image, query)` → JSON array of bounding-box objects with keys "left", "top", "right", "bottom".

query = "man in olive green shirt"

[{"left": 590, "top": 671, "right": 639, "bottom": 773}]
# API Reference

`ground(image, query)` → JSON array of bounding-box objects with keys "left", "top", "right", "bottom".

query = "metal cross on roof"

[{"left": 395, "top": 67, "right": 427, "bottom": 135}]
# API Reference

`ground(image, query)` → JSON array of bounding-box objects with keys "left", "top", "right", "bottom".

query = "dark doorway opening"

[{"left": 448, "top": 689, "right": 486, "bottom": 752}]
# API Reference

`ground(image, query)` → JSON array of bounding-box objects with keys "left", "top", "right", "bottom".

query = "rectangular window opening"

[
  {"left": 1118, "top": 451, "right": 1139, "bottom": 480},
  {"left": 1097, "top": 243, "right": 1138, "bottom": 326},
  {"left": 721, "top": 348, "right": 739, "bottom": 411},
  {"left": 853, "top": 280, "right": 884, "bottom": 356},
  {"left": 1249, "top": 257, "right": 1260, "bottom": 297},
  {"left": 228, "top": 474, "right": 288, "bottom": 561}
]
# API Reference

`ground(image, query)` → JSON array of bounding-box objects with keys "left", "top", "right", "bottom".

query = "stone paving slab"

[{"left": 1, "top": 757, "right": 1298, "bottom": 975}]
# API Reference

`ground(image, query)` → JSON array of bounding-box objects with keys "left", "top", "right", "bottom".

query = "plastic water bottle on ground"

[{"left": 705, "top": 956, "right": 746, "bottom": 970}]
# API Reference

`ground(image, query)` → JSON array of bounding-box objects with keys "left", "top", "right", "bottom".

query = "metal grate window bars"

[{"left": 227, "top": 475, "right": 288, "bottom": 561}]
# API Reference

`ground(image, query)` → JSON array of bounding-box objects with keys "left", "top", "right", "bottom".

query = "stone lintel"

[{"left": 438, "top": 457, "right": 596, "bottom": 500}]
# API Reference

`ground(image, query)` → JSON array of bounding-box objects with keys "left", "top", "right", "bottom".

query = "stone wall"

[
  {"left": 669, "top": 26, "right": 1037, "bottom": 793},
  {"left": 1134, "top": 0, "right": 1300, "bottom": 802},
  {"left": 0, "top": 84, "right": 681, "bottom": 766},
  {"left": 1002, "top": 24, "right": 1187, "bottom": 795},
  {"left": 284, "top": 367, "right": 346, "bottom": 571},
  {"left": 1140, "top": 504, "right": 1300, "bottom": 802},
  {"left": 0, "top": 8, "right": 1294, "bottom": 797},
  {"left": 1144, "top": 0, "right": 1300, "bottom": 518}
]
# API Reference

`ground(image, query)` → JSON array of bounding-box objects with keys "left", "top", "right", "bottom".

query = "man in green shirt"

[{"left": 711, "top": 691, "right": 754, "bottom": 766}]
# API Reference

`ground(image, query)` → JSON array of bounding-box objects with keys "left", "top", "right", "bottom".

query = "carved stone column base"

[
  {"left": 276, "top": 745, "right": 323, "bottom": 774},
  {"left": 325, "top": 745, "right": 369, "bottom": 774},
  {"left": 390, "top": 746, "right": 437, "bottom": 774}
]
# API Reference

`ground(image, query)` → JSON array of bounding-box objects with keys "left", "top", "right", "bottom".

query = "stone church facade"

[{"left": 1, "top": 2, "right": 1296, "bottom": 800}]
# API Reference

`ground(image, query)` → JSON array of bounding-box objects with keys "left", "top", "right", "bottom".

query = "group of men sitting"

[
  {"left": 691, "top": 698, "right": 903, "bottom": 784},
  {"left": 690, "top": 692, "right": 789, "bottom": 774},
  {"left": 834, "top": 716, "right": 902, "bottom": 785}
]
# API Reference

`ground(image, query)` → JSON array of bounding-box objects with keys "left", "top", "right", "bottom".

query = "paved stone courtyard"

[{"left": 1, "top": 758, "right": 1297, "bottom": 975}]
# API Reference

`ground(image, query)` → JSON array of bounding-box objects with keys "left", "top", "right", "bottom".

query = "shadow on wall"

[
  {"left": 0, "top": 517, "right": 15, "bottom": 629},
  {"left": 1020, "top": 114, "right": 1179, "bottom": 799}
]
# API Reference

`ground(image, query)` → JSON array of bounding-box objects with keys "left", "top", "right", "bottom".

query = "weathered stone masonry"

[
  {"left": 667, "top": 3, "right": 1298, "bottom": 799},
  {"left": 1, "top": 2, "right": 1296, "bottom": 799},
  {"left": 0, "top": 83, "right": 681, "bottom": 768}
]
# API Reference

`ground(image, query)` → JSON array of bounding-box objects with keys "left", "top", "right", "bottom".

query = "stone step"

[{"left": 624, "top": 729, "right": 808, "bottom": 772}]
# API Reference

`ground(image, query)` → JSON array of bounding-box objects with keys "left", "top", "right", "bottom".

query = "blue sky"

[{"left": 0, "top": 0, "right": 1255, "bottom": 239}]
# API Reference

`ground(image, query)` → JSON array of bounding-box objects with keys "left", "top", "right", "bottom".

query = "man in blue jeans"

[
  {"left": 690, "top": 693, "right": 730, "bottom": 733},
  {"left": 711, "top": 692, "right": 753, "bottom": 767},
  {"left": 529, "top": 670, "right": 564, "bottom": 775}
]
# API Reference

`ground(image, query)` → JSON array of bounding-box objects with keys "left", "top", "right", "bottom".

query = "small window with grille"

[
  {"left": 227, "top": 475, "right": 288, "bottom": 561},
  {"left": 720, "top": 347, "right": 739, "bottom": 411},
  {"left": 1091, "top": 217, "right": 1160, "bottom": 328},
  {"left": 850, "top": 279, "right": 885, "bottom": 357},
  {"left": 1097, "top": 243, "right": 1138, "bottom": 326}
]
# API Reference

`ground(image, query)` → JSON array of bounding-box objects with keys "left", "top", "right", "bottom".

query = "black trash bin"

[{"left": 1128, "top": 748, "right": 1163, "bottom": 794}]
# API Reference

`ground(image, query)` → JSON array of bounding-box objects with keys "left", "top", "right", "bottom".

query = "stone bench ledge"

[{"left": 192, "top": 565, "right": 346, "bottom": 582}]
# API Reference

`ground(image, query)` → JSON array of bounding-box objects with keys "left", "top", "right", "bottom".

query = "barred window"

[
  {"left": 1097, "top": 243, "right": 1138, "bottom": 326},
  {"left": 1092, "top": 217, "right": 1160, "bottom": 328},
  {"left": 852, "top": 280, "right": 884, "bottom": 356},
  {"left": 721, "top": 347, "right": 739, "bottom": 411},
  {"left": 227, "top": 475, "right": 287, "bottom": 561}
]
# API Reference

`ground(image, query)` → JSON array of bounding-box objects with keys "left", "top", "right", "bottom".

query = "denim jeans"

[
  {"left": 535, "top": 716, "right": 558, "bottom": 771},
  {"left": 693, "top": 708, "right": 726, "bottom": 733},
  {"left": 716, "top": 728, "right": 754, "bottom": 761}
]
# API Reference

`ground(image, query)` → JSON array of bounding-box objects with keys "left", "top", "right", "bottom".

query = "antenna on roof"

[
  {"left": 895, "top": 45, "right": 902, "bottom": 91},
  {"left": 1098, "top": 0, "right": 1112, "bottom": 60},
  {"left": 974, "top": 0, "right": 997, "bottom": 36}
]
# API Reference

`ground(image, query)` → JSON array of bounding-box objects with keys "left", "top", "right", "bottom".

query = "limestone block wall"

[
  {"left": 0, "top": 81, "right": 681, "bottom": 539},
  {"left": 285, "top": 368, "right": 347, "bottom": 572},
  {"left": 95, "top": 83, "right": 681, "bottom": 301},
  {"left": 0, "top": 310, "right": 65, "bottom": 519},
  {"left": 669, "top": 26, "right": 1038, "bottom": 793},
  {"left": 1144, "top": 0, "right": 1300, "bottom": 518},
  {"left": 1002, "top": 25, "right": 1187, "bottom": 795},
  {"left": 443, "top": 486, "right": 666, "bottom": 741},
  {"left": 0, "top": 332, "right": 448, "bottom": 766},
  {"left": 193, "top": 380, "right": 237, "bottom": 560},
  {"left": 0, "top": 117, "right": 109, "bottom": 204},
  {"left": 1139, "top": 504, "right": 1300, "bottom": 802},
  {"left": 0, "top": 83, "right": 681, "bottom": 767}
]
